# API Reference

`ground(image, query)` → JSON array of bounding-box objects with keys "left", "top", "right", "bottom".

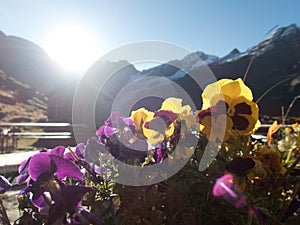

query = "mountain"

[
  {"left": 0, "top": 31, "right": 64, "bottom": 95},
  {"left": 0, "top": 70, "right": 47, "bottom": 122},
  {"left": 1, "top": 24, "right": 299, "bottom": 125},
  {"left": 213, "top": 24, "right": 300, "bottom": 116},
  {"left": 85, "top": 24, "right": 300, "bottom": 124},
  {"left": 0, "top": 31, "right": 77, "bottom": 122}
]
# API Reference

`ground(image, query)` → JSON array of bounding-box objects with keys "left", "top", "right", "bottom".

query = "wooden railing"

[{"left": 0, "top": 122, "right": 86, "bottom": 153}]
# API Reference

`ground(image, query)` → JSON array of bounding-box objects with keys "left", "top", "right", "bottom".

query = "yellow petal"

[
  {"left": 220, "top": 79, "right": 242, "bottom": 100},
  {"left": 181, "top": 114, "right": 197, "bottom": 130},
  {"left": 165, "top": 124, "right": 175, "bottom": 137},
  {"left": 252, "top": 120, "right": 261, "bottom": 133},
  {"left": 201, "top": 78, "right": 253, "bottom": 109},
  {"left": 161, "top": 97, "right": 182, "bottom": 113},
  {"left": 234, "top": 114, "right": 258, "bottom": 135},
  {"left": 292, "top": 122, "right": 299, "bottom": 132},
  {"left": 201, "top": 80, "right": 229, "bottom": 109},
  {"left": 130, "top": 108, "right": 154, "bottom": 132},
  {"left": 209, "top": 93, "right": 230, "bottom": 108},
  {"left": 161, "top": 97, "right": 191, "bottom": 116},
  {"left": 236, "top": 78, "right": 253, "bottom": 101},
  {"left": 144, "top": 129, "right": 164, "bottom": 144},
  {"left": 181, "top": 105, "right": 192, "bottom": 116},
  {"left": 201, "top": 114, "right": 233, "bottom": 142},
  {"left": 215, "top": 114, "right": 233, "bottom": 142}
]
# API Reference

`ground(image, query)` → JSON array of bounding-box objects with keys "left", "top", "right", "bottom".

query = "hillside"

[
  {"left": 81, "top": 24, "right": 300, "bottom": 125},
  {"left": 0, "top": 24, "right": 300, "bottom": 124},
  {"left": 0, "top": 70, "right": 47, "bottom": 122}
]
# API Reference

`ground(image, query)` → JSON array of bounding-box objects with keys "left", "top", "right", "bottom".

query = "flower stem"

[
  {"left": 0, "top": 198, "right": 11, "bottom": 225},
  {"left": 67, "top": 146, "right": 80, "bottom": 161}
]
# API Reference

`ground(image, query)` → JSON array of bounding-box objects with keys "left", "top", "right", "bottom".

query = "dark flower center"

[
  {"left": 234, "top": 102, "right": 252, "bottom": 115},
  {"left": 231, "top": 115, "right": 250, "bottom": 130}
]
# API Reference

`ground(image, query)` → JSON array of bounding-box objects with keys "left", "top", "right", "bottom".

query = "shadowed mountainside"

[
  {"left": 0, "top": 31, "right": 65, "bottom": 95},
  {"left": 0, "top": 24, "right": 300, "bottom": 125},
  {"left": 87, "top": 24, "right": 300, "bottom": 125},
  {"left": 0, "top": 70, "right": 47, "bottom": 122}
]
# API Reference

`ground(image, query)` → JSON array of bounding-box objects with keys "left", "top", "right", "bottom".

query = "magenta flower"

[
  {"left": 213, "top": 174, "right": 247, "bottom": 208},
  {"left": 16, "top": 146, "right": 84, "bottom": 184},
  {"left": 96, "top": 112, "right": 134, "bottom": 144},
  {"left": 28, "top": 151, "right": 84, "bottom": 182},
  {"left": 47, "top": 184, "right": 100, "bottom": 225},
  {"left": 105, "top": 111, "right": 133, "bottom": 127},
  {"left": 96, "top": 125, "right": 114, "bottom": 144}
]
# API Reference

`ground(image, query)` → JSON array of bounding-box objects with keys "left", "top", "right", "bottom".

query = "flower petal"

[
  {"left": 213, "top": 173, "right": 234, "bottom": 197},
  {"left": 202, "top": 79, "right": 231, "bottom": 109},
  {"left": 96, "top": 125, "right": 114, "bottom": 143},
  {"left": 28, "top": 152, "right": 51, "bottom": 181},
  {"left": 55, "top": 185, "right": 93, "bottom": 209},
  {"left": 105, "top": 111, "right": 121, "bottom": 126},
  {"left": 221, "top": 78, "right": 253, "bottom": 101},
  {"left": 49, "top": 146, "right": 65, "bottom": 157},
  {"left": 160, "top": 97, "right": 182, "bottom": 113},
  {"left": 201, "top": 114, "right": 232, "bottom": 143},
  {"left": 48, "top": 155, "right": 84, "bottom": 180},
  {"left": 226, "top": 157, "right": 255, "bottom": 176},
  {"left": 231, "top": 114, "right": 249, "bottom": 131},
  {"left": 234, "top": 102, "right": 252, "bottom": 115},
  {"left": 154, "top": 110, "right": 178, "bottom": 126},
  {"left": 130, "top": 108, "right": 154, "bottom": 134},
  {"left": 267, "top": 121, "right": 281, "bottom": 146}
]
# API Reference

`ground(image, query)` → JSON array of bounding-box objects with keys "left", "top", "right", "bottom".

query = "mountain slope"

[
  {"left": 0, "top": 70, "right": 47, "bottom": 122},
  {"left": 1, "top": 24, "right": 299, "bottom": 124},
  {"left": 0, "top": 31, "right": 63, "bottom": 95},
  {"left": 124, "top": 24, "right": 300, "bottom": 117}
]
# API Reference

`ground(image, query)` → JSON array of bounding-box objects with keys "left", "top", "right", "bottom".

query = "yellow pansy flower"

[
  {"left": 198, "top": 78, "right": 259, "bottom": 142},
  {"left": 254, "top": 147, "right": 286, "bottom": 176},
  {"left": 160, "top": 97, "right": 196, "bottom": 130},
  {"left": 160, "top": 97, "right": 191, "bottom": 116},
  {"left": 130, "top": 108, "right": 154, "bottom": 138}
]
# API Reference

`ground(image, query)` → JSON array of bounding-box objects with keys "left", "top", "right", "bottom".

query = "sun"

[{"left": 44, "top": 25, "right": 100, "bottom": 73}]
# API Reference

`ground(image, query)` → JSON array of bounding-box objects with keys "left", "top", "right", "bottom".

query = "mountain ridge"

[{"left": 0, "top": 24, "right": 299, "bottom": 123}]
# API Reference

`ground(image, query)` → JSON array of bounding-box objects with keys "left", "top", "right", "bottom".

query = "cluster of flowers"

[
  {"left": 0, "top": 78, "right": 299, "bottom": 225},
  {"left": 0, "top": 145, "right": 105, "bottom": 224},
  {"left": 96, "top": 96, "right": 197, "bottom": 166}
]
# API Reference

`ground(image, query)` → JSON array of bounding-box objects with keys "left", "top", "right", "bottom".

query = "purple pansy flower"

[
  {"left": 96, "top": 125, "right": 115, "bottom": 144},
  {"left": 47, "top": 184, "right": 100, "bottom": 225},
  {"left": 97, "top": 112, "right": 134, "bottom": 144},
  {"left": 28, "top": 151, "right": 83, "bottom": 182},
  {"left": 213, "top": 174, "right": 247, "bottom": 208},
  {"left": 105, "top": 111, "right": 133, "bottom": 128},
  {"left": 17, "top": 146, "right": 84, "bottom": 184}
]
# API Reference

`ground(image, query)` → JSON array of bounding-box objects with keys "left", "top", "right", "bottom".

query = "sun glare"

[{"left": 44, "top": 25, "right": 100, "bottom": 73}]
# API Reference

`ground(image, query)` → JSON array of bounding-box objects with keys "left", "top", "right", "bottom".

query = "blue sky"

[{"left": 0, "top": 0, "right": 300, "bottom": 71}]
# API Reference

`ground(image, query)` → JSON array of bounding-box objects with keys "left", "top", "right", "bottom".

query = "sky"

[{"left": 0, "top": 0, "right": 300, "bottom": 72}]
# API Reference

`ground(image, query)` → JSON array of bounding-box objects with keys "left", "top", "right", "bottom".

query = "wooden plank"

[
  {"left": 0, "top": 150, "right": 39, "bottom": 173},
  {"left": 12, "top": 132, "right": 72, "bottom": 136},
  {"left": 17, "top": 136, "right": 72, "bottom": 139},
  {"left": 0, "top": 122, "right": 71, "bottom": 127}
]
